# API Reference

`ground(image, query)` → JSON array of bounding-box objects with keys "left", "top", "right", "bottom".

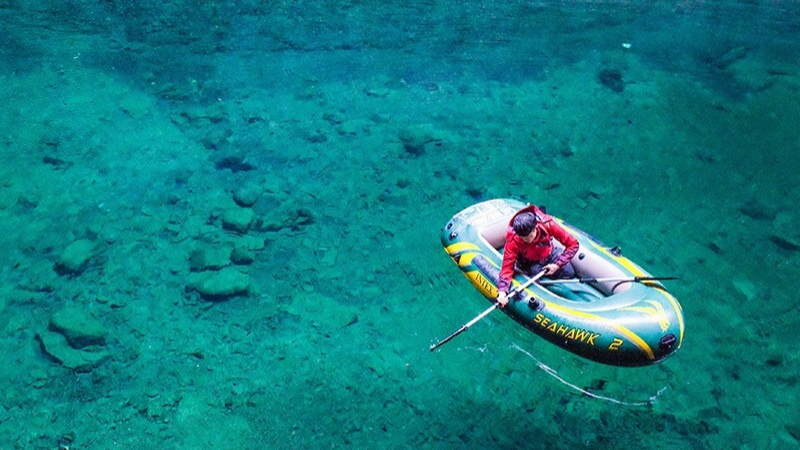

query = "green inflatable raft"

[{"left": 440, "top": 199, "right": 684, "bottom": 367}]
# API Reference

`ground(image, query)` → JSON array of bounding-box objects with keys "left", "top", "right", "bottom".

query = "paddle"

[
  {"left": 430, "top": 270, "right": 547, "bottom": 352},
  {"left": 538, "top": 276, "right": 679, "bottom": 285}
]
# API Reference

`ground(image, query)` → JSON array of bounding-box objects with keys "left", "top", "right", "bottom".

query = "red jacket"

[{"left": 497, "top": 205, "right": 579, "bottom": 293}]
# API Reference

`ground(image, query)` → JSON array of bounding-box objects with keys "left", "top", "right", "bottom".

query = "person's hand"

[
  {"left": 543, "top": 263, "right": 559, "bottom": 276},
  {"left": 496, "top": 291, "right": 508, "bottom": 308}
]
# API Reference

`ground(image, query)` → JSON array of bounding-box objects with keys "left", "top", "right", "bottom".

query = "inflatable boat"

[{"left": 440, "top": 199, "right": 684, "bottom": 367}]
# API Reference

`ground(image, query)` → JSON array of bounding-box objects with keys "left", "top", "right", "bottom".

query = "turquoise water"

[{"left": 1, "top": 1, "right": 799, "bottom": 448}]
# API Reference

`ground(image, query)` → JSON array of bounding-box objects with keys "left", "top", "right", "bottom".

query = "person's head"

[{"left": 512, "top": 212, "right": 538, "bottom": 242}]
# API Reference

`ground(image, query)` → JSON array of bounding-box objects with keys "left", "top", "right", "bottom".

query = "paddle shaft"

[
  {"left": 538, "top": 276, "right": 678, "bottom": 285},
  {"left": 428, "top": 304, "right": 498, "bottom": 351},
  {"left": 430, "top": 270, "right": 546, "bottom": 352}
]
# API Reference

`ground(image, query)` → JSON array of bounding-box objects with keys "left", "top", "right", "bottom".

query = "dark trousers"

[{"left": 515, "top": 247, "right": 576, "bottom": 279}]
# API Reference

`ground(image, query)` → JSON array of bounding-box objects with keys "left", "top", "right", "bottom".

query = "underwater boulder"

[
  {"left": 188, "top": 267, "right": 250, "bottom": 300},
  {"left": 37, "top": 331, "right": 108, "bottom": 373},
  {"left": 233, "top": 184, "right": 263, "bottom": 207},
  {"left": 222, "top": 207, "right": 255, "bottom": 233},
  {"left": 398, "top": 127, "right": 437, "bottom": 156},
  {"left": 231, "top": 246, "right": 255, "bottom": 265},
  {"left": 188, "top": 246, "right": 233, "bottom": 272},
  {"left": 598, "top": 69, "right": 625, "bottom": 93},
  {"left": 37, "top": 307, "right": 109, "bottom": 372},
  {"left": 55, "top": 239, "right": 95, "bottom": 274},
  {"left": 49, "top": 307, "right": 107, "bottom": 348}
]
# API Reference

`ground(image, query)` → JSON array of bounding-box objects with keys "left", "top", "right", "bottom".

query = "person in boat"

[{"left": 496, "top": 205, "right": 579, "bottom": 308}]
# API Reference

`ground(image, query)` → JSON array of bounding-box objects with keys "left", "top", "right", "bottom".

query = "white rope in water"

[{"left": 510, "top": 343, "right": 667, "bottom": 407}]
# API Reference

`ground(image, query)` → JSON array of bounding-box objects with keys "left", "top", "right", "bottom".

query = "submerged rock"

[
  {"left": 770, "top": 234, "right": 800, "bottom": 252},
  {"left": 188, "top": 246, "right": 233, "bottom": 272},
  {"left": 213, "top": 154, "right": 257, "bottom": 172},
  {"left": 56, "top": 239, "right": 95, "bottom": 274},
  {"left": 739, "top": 199, "right": 778, "bottom": 221},
  {"left": 711, "top": 46, "right": 749, "bottom": 70},
  {"left": 598, "top": 69, "right": 625, "bottom": 93},
  {"left": 188, "top": 267, "right": 250, "bottom": 300},
  {"left": 261, "top": 208, "right": 315, "bottom": 232},
  {"left": 37, "top": 331, "right": 108, "bottom": 373},
  {"left": 231, "top": 246, "right": 255, "bottom": 265},
  {"left": 49, "top": 307, "right": 107, "bottom": 348},
  {"left": 398, "top": 127, "right": 436, "bottom": 156},
  {"left": 771, "top": 212, "right": 800, "bottom": 251},
  {"left": 234, "top": 235, "right": 266, "bottom": 252},
  {"left": 222, "top": 207, "right": 255, "bottom": 233},
  {"left": 233, "top": 185, "right": 263, "bottom": 207},
  {"left": 37, "top": 307, "right": 109, "bottom": 372}
]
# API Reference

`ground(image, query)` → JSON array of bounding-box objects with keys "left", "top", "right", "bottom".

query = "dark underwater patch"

[{"left": 598, "top": 69, "right": 625, "bottom": 93}]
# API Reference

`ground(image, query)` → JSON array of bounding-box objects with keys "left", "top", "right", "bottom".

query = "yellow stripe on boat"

[{"left": 544, "top": 302, "right": 656, "bottom": 360}]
